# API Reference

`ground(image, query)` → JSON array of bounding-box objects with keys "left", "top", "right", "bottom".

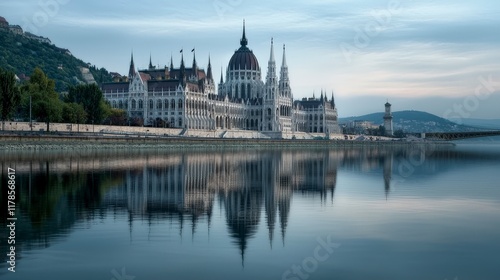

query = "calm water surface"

[{"left": 1, "top": 143, "right": 500, "bottom": 280}]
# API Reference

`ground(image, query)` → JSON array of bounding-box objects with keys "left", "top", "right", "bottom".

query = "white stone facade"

[{"left": 102, "top": 23, "right": 340, "bottom": 136}]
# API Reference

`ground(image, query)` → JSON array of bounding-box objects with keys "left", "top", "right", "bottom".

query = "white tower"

[{"left": 383, "top": 101, "right": 393, "bottom": 136}]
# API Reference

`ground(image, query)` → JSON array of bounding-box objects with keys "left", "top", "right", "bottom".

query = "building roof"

[
  {"left": 0, "top": 16, "right": 8, "bottom": 24},
  {"left": 228, "top": 21, "right": 259, "bottom": 71},
  {"left": 102, "top": 82, "right": 129, "bottom": 93},
  {"left": 147, "top": 80, "right": 179, "bottom": 92}
]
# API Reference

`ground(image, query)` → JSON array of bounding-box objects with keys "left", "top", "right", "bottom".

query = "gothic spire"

[
  {"left": 281, "top": 44, "right": 287, "bottom": 68},
  {"left": 207, "top": 55, "right": 213, "bottom": 82},
  {"left": 148, "top": 53, "right": 153, "bottom": 70},
  {"left": 331, "top": 91, "right": 336, "bottom": 108},
  {"left": 170, "top": 53, "right": 174, "bottom": 70},
  {"left": 269, "top": 38, "right": 275, "bottom": 63},
  {"left": 192, "top": 48, "right": 197, "bottom": 70},
  {"left": 220, "top": 67, "right": 224, "bottom": 84},
  {"left": 128, "top": 51, "right": 135, "bottom": 79},
  {"left": 240, "top": 19, "right": 248, "bottom": 47}
]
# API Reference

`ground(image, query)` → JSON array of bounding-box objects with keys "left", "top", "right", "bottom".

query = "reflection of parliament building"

[
  {"left": 102, "top": 22, "right": 340, "bottom": 136},
  {"left": 103, "top": 151, "right": 340, "bottom": 261}
]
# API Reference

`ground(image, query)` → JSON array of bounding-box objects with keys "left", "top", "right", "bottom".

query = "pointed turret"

[
  {"left": 207, "top": 55, "right": 213, "bottom": 82},
  {"left": 279, "top": 44, "right": 291, "bottom": 98},
  {"left": 331, "top": 92, "right": 335, "bottom": 108},
  {"left": 170, "top": 54, "right": 174, "bottom": 70},
  {"left": 192, "top": 49, "right": 197, "bottom": 72},
  {"left": 220, "top": 67, "right": 224, "bottom": 84},
  {"left": 281, "top": 44, "right": 287, "bottom": 67},
  {"left": 148, "top": 53, "right": 153, "bottom": 70},
  {"left": 128, "top": 52, "right": 135, "bottom": 79},
  {"left": 179, "top": 52, "right": 186, "bottom": 86},
  {"left": 266, "top": 38, "right": 277, "bottom": 87},
  {"left": 269, "top": 38, "right": 275, "bottom": 63}
]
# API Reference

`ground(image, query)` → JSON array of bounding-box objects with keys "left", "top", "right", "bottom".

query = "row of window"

[{"left": 111, "top": 99, "right": 184, "bottom": 110}]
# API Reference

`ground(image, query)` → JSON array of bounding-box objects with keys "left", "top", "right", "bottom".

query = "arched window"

[
  {"left": 164, "top": 99, "right": 169, "bottom": 110},
  {"left": 247, "top": 84, "right": 251, "bottom": 98},
  {"left": 112, "top": 100, "right": 117, "bottom": 108},
  {"left": 157, "top": 99, "right": 162, "bottom": 109},
  {"left": 171, "top": 99, "right": 176, "bottom": 109},
  {"left": 118, "top": 100, "right": 123, "bottom": 109},
  {"left": 178, "top": 118, "right": 182, "bottom": 127},
  {"left": 241, "top": 84, "right": 246, "bottom": 99},
  {"left": 171, "top": 117, "right": 175, "bottom": 126},
  {"left": 138, "top": 100, "right": 143, "bottom": 109},
  {"left": 149, "top": 100, "right": 154, "bottom": 109},
  {"left": 131, "top": 99, "right": 136, "bottom": 110},
  {"left": 178, "top": 99, "right": 183, "bottom": 109}
]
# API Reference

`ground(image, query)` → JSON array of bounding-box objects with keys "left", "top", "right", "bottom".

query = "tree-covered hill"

[
  {"left": 340, "top": 110, "right": 480, "bottom": 133},
  {"left": 0, "top": 28, "right": 114, "bottom": 92}
]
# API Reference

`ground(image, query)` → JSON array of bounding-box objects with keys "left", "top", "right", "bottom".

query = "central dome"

[{"left": 228, "top": 22, "right": 259, "bottom": 71}]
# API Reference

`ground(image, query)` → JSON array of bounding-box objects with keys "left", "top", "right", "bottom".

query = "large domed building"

[
  {"left": 222, "top": 21, "right": 264, "bottom": 101},
  {"left": 102, "top": 22, "right": 340, "bottom": 137}
]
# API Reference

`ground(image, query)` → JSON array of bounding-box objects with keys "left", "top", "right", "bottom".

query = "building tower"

[
  {"left": 264, "top": 38, "right": 279, "bottom": 132},
  {"left": 383, "top": 101, "right": 393, "bottom": 136},
  {"left": 224, "top": 20, "right": 262, "bottom": 101}
]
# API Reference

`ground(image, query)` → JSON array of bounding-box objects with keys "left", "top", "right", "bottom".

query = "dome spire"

[{"left": 240, "top": 19, "right": 248, "bottom": 47}]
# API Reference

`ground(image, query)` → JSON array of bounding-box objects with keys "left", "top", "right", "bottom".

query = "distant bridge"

[{"left": 421, "top": 130, "right": 500, "bottom": 141}]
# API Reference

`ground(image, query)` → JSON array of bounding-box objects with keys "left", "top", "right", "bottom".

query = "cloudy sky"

[{"left": 1, "top": 0, "right": 499, "bottom": 119}]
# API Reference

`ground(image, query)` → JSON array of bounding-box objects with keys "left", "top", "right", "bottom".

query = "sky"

[{"left": 1, "top": 0, "right": 500, "bottom": 119}]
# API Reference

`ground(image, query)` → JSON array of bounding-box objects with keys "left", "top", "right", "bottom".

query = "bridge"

[{"left": 421, "top": 130, "right": 500, "bottom": 141}]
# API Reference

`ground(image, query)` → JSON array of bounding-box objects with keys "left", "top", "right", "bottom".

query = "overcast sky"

[{"left": 1, "top": 0, "right": 499, "bottom": 119}]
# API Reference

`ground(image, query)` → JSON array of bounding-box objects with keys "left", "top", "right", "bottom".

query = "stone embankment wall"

[{"left": 2, "top": 121, "right": 183, "bottom": 136}]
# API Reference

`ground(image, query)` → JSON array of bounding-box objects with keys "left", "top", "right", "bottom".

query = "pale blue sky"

[{"left": 1, "top": 0, "right": 499, "bottom": 118}]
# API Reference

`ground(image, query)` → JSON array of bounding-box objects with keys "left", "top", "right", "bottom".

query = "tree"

[
  {"left": 0, "top": 68, "right": 21, "bottom": 130},
  {"left": 21, "top": 68, "right": 63, "bottom": 131},
  {"left": 67, "top": 84, "right": 109, "bottom": 124},
  {"left": 105, "top": 108, "right": 127, "bottom": 126},
  {"left": 62, "top": 102, "right": 87, "bottom": 124},
  {"left": 394, "top": 129, "right": 406, "bottom": 138}
]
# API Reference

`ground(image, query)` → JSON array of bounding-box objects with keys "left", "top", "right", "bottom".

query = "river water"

[{"left": 1, "top": 143, "right": 499, "bottom": 280}]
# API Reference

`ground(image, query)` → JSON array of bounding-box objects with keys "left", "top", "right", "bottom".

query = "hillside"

[
  {"left": 340, "top": 110, "right": 480, "bottom": 133},
  {"left": 0, "top": 27, "right": 114, "bottom": 92},
  {"left": 447, "top": 118, "right": 500, "bottom": 130}
]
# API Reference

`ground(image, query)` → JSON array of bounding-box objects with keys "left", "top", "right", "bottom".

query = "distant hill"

[
  {"left": 0, "top": 26, "right": 114, "bottom": 92},
  {"left": 340, "top": 110, "right": 480, "bottom": 133},
  {"left": 447, "top": 118, "right": 500, "bottom": 130}
]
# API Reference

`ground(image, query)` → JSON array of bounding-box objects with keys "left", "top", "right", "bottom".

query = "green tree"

[
  {"left": 68, "top": 84, "right": 109, "bottom": 124},
  {"left": 0, "top": 68, "right": 21, "bottom": 130},
  {"left": 105, "top": 108, "right": 127, "bottom": 126},
  {"left": 62, "top": 102, "right": 87, "bottom": 124},
  {"left": 21, "top": 68, "right": 63, "bottom": 131}
]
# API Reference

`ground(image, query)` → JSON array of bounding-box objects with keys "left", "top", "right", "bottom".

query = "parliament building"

[{"left": 102, "top": 23, "right": 340, "bottom": 137}]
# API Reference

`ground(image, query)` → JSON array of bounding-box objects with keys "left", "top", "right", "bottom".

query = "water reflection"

[{"left": 1, "top": 144, "right": 500, "bottom": 273}]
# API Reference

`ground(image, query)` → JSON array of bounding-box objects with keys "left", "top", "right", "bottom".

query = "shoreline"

[{"left": 0, "top": 133, "right": 453, "bottom": 151}]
